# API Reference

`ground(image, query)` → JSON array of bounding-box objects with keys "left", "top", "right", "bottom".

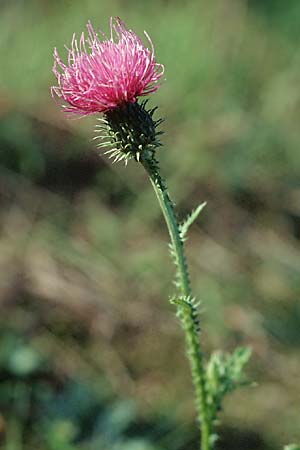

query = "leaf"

[
  {"left": 205, "top": 347, "right": 252, "bottom": 423},
  {"left": 179, "top": 202, "right": 207, "bottom": 240},
  {"left": 170, "top": 296, "right": 201, "bottom": 334},
  {"left": 284, "top": 445, "right": 300, "bottom": 450}
]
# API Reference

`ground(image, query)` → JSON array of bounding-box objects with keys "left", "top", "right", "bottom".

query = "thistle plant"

[{"left": 51, "top": 17, "right": 298, "bottom": 450}]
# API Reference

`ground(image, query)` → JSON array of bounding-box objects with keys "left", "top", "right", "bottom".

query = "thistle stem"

[{"left": 141, "top": 153, "right": 213, "bottom": 450}]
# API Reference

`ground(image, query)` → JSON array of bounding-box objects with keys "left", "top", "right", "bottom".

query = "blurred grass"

[{"left": 0, "top": 0, "right": 300, "bottom": 449}]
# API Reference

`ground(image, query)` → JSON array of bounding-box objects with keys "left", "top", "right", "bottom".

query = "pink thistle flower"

[{"left": 51, "top": 17, "right": 164, "bottom": 116}]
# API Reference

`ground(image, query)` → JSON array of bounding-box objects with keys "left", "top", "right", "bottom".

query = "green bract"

[{"left": 94, "top": 101, "right": 163, "bottom": 164}]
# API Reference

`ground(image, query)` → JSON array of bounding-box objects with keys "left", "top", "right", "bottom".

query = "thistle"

[
  {"left": 51, "top": 17, "right": 264, "bottom": 450},
  {"left": 95, "top": 100, "right": 163, "bottom": 163},
  {"left": 51, "top": 17, "right": 164, "bottom": 116}
]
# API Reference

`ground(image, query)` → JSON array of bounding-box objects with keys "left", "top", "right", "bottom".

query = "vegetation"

[{"left": 0, "top": 1, "right": 300, "bottom": 449}]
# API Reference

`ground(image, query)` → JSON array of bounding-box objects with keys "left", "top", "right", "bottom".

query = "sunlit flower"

[{"left": 51, "top": 17, "right": 164, "bottom": 116}]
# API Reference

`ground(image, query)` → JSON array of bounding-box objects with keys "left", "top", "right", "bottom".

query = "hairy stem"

[{"left": 141, "top": 152, "right": 213, "bottom": 450}]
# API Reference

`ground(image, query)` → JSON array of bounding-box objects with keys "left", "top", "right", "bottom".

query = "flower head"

[
  {"left": 51, "top": 17, "right": 164, "bottom": 116},
  {"left": 95, "top": 100, "right": 163, "bottom": 163}
]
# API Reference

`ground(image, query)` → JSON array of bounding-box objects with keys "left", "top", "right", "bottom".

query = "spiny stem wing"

[{"left": 179, "top": 202, "right": 207, "bottom": 240}]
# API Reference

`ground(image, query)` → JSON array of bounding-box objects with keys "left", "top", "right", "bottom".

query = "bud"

[{"left": 94, "top": 100, "right": 163, "bottom": 163}]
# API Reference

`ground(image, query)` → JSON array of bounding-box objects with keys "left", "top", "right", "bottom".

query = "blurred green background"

[{"left": 0, "top": 0, "right": 300, "bottom": 449}]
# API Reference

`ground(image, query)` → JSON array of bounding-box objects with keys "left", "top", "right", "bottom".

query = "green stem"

[{"left": 141, "top": 153, "right": 213, "bottom": 450}]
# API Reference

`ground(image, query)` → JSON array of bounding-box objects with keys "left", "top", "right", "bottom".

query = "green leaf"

[
  {"left": 179, "top": 202, "right": 207, "bottom": 240},
  {"left": 205, "top": 347, "right": 252, "bottom": 423},
  {"left": 284, "top": 445, "right": 300, "bottom": 450},
  {"left": 170, "top": 296, "right": 201, "bottom": 334}
]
